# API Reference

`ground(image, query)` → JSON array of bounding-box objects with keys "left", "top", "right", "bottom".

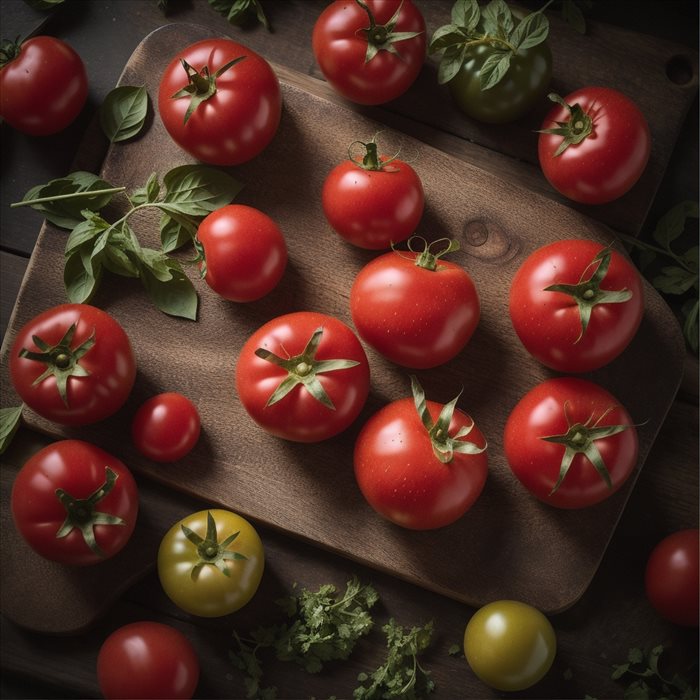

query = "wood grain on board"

[{"left": 0, "top": 23, "right": 687, "bottom": 634}]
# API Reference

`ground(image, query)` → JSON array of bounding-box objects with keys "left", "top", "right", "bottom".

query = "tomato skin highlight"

[
  {"left": 463, "top": 600, "right": 556, "bottom": 692},
  {"left": 97, "top": 621, "right": 200, "bottom": 699},
  {"left": 236, "top": 311, "right": 370, "bottom": 442},
  {"left": 509, "top": 239, "right": 644, "bottom": 373},
  {"left": 351, "top": 250, "right": 480, "bottom": 368},
  {"left": 132, "top": 392, "right": 201, "bottom": 463},
  {"left": 645, "top": 529, "right": 699, "bottom": 627},
  {"left": 503, "top": 377, "right": 638, "bottom": 509},
  {"left": 354, "top": 397, "right": 487, "bottom": 530},
  {"left": 538, "top": 87, "right": 651, "bottom": 204},
  {"left": 196, "top": 204, "right": 287, "bottom": 301},
  {"left": 0, "top": 36, "right": 88, "bottom": 135},
  {"left": 158, "top": 38, "right": 281, "bottom": 165},
  {"left": 9, "top": 303, "right": 137, "bottom": 426},
  {"left": 312, "top": 0, "right": 426, "bottom": 105},
  {"left": 11, "top": 439, "right": 139, "bottom": 566}
]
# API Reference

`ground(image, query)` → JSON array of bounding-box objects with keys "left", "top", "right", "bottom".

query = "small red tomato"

[
  {"left": 132, "top": 392, "right": 201, "bottom": 463},
  {"left": 97, "top": 621, "right": 200, "bottom": 700},
  {"left": 196, "top": 204, "right": 287, "bottom": 301},
  {"left": 645, "top": 529, "right": 699, "bottom": 627},
  {"left": 322, "top": 138, "right": 424, "bottom": 250},
  {"left": 538, "top": 88, "right": 651, "bottom": 204}
]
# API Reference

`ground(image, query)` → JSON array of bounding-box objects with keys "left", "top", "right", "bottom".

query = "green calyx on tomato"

[
  {"left": 172, "top": 56, "right": 247, "bottom": 124},
  {"left": 18, "top": 323, "right": 95, "bottom": 406},
  {"left": 537, "top": 93, "right": 594, "bottom": 156},
  {"left": 355, "top": 0, "right": 424, "bottom": 62},
  {"left": 0, "top": 37, "right": 22, "bottom": 67},
  {"left": 55, "top": 466, "right": 126, "bottom": 557},
  {"left": 399, "top": 235, "right": 460, "bottom": 272},
  {"left": 540, "top": 404, "right": 632, "bottom": 495},
  {"left": 348, "top": 136, "right": 400, "bottom": 172},
  {"left": 181, "top": 511, "right": 247, "bottom": 580},
  {"left": 544, "top": 245, "right": 633, "bottom": 342},
  {"left": 255, "top": 326, "right": 360, "bottom": 410},
  {"left": 430, "top": 0, "right": 552, "bottom": 89},
  {"left": 411, "top": 375, "right": 485, "bottom": 463}
]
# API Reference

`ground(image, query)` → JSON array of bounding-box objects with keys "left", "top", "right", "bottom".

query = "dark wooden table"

[{"left": 1, "top": 1, "right": 698, "bottom": 699}]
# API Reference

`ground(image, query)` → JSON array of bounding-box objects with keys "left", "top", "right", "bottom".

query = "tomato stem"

[{"left": 354, "top": 0, "right": 423, "bottom": 63}]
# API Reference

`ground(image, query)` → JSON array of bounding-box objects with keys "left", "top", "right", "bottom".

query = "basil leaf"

[
  {"left": 130, "top": 172, "right": 161, "bottom": 205},
  {"left": 481, "top": 0, "right": 513, "bottom": 39},
  {"left": 653, "top": 265, "right": 697, "bottom": 295},
  {"left": 429, "top": 25, "right": 465, "bottom": 53},
  {"left": 511, "top": 11, "right": 549, "bottom": 50},
  {"left": 103, "top": 245, "right": 140, "bottom": 278},
  {"left": 138, "top": 253, "right": 198, "bottom": 320},
  {"left": 64, "top": 248, "right": 102, "bottom": 303},
  {"left": 480, "top": 50, "right": 511, "bottom": 90},
  {"left": 159, "top": 211, "right": 197, "bottom": 253},
  {"left": 652, "top": 200, "right": 699, "bottom": 248},
  {"left": 437, "top": 45, "right": 467, "bottom": 85},
  {"left": 163, "top": 165, "right": 244, "bottom": 217},
  {"left": 100, "top": 85, "right": 148, "bottom": 143},
  {"left": 0, "top": 406, "right": 23, "bottom": 456},
  {"left": 64, "top": 212, "right": 110, "bottom": 256},
  {"left": 451, "top": 0, "right": 480, "bottom": 31},
  {"left": 209, "top": 0, "right": 270, "bottom": 31}
]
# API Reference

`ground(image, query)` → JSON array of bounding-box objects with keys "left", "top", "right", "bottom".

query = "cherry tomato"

[
  {"left": 354, "top": 377, "right": 488, "bottom": 530},
  {"left": 503, "top": 377, "right": 638, "bottom": 509},
  {"left": 11, "top": 439, "right": 139, "bottom": 566},
  {"left": 312, "top": 0, "right": 426, "bottom": 105},
  {"left": 158, "top": 38, "right": 281, "bottom": 165},
  {"left": 97, "top": 621, "right": 200, "bottom": 700},
  {"left": 236, "top": 311, "right": 370, "bottom": 442},
  {"left": 131, "top": 392, "right": 201, "bottom": 463},
  {"left": 645, "top": 529, "right": 699, "bottom": 627},
  {"left": 463, "top": 600, "right": 556, "bottom": 692},
  {"left": 350, "top": 238, "right": 480, "bottom": 368},
  {"left": 538, "top": 87, "right": 651, "bottom": 204},
  {"left": 158, "top": 509, "right": 264, "bottom": 617},
  {"left": 9, "top": 304, "right": 136, "bottom": 426},
  {"left": 0, "top": 36, "right": 88, "bottom": 136},
  {"left": 322, "top": 138, "right": 424, "bottom": 250},
  {"left": 196, "top": 204, "right": 287, "bottom": 301},
  {"left": 509, "top": 239, "right": 644, "bottom": 373}
]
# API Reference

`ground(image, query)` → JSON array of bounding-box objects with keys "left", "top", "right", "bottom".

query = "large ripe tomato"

[
  {"left": 463, "top": 600, "right": 556, "bottom": 692},
  {"left": 131, "top": 392, "right": 201, "bottom": 463},
  {"left": 503, "top": 377, "right": 639, "bottom": 509},
  {"left": 9, "top": 303, "right": 137, "bottom": 426},
  {"left": 312, "top": 0, "right": 426, "bottom": 105},
  {"left": 11, "top": 439, "right": 139, "bottom": 566},
  {"left": 509, "top": 239, "right": 644, "bottom": 373},
  {"left": 196, "top": 204, "right": 287, "bottom": 301},
  {"left": 236, "top": 311, "right": 370, "bottom": 442},
  {"left": 322, "top": 138, "right": 424, "bottom": 250},
  {"left": 97, "top": 621, "right": 200, "bottom": 700},
  {"left": 158, "top": 38, "right": 281, "bottom": 166},
  {"left": 350, "top": 238, "right": 480, "bottom": 368},
  {"left": 354, "top": 376, "right": 488, "bottom": 530},
  {"left": 158, "top": 509, "right": 264, "bottom": 618},
  {"left": 645, "top": 529, "right": 699, "bottom": 627},
  {"left": 538, "top": 88, "right": 651, "bottom": 204},
  {"left": 0, "top": 36, "right": 88, "bottom": 136}
]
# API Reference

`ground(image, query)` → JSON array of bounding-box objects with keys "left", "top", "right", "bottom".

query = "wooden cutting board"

[{"left": 0, "top": 24, "right": 686, "bottom": 632}]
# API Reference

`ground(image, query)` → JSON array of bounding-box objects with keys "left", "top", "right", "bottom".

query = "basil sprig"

[
  {"left": 100, "top": 85, "right": 149, "bottom": 143},
  {"left": 430, "top": 0, "right": 552, "bottom": 89},
  {"left": 13, "top": 166, "right": 243, "bottom": 320}
]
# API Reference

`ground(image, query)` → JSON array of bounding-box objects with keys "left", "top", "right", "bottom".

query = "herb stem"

[
  {"left": 10, "top": 187, "right": 127, "bottom": 208},
  {"left": 617, "top": 232, "right": 690, "bottom": 269}
]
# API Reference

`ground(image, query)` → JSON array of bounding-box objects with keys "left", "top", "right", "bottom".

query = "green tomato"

[
  {"left": 448, "top": 42, "right": 552, "bottom": 123},
  {"left": 157, "top": 509, "right": 264, "bottom": 618},
  {"left": 463, "top": 600, "right": 556, "bottom": 691}
]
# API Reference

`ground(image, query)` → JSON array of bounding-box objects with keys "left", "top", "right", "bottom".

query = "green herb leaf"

[
  {"left": 511, "top": 10, "right": 549, "bottom": 50},
  {"left": 436, "top": 45, "right": 467, "bottom": 85},
  {"left": 0, "top": 406, "right": 23, "bottom": 456},
  {"left": 481, "top": 0, "right": 514, "bottom": 39},
  {"left": 130, "top": 172, "right": 161, "bottom": 205},
  {"left": 652, "top": 200, "right": 699, "bottom": 248},
  {"left": 653, "top": 265, "right": 697, "bottom": 295},
  {"left": 561, "top": 0, "right": 587, "bottom": 34},
  {"left": 138, "top": 253, "right": 198, "bottom": 320},
  {"left": 208, "top": 0, "right": 270, "bottom": 30},
  {"left": 159, "top": 211, "right": 197, "bottom": 253},
  {"left": 451, "top": 0, "right": 480, "bottom": 31},
  {"left": 64, "top": 247, "right": 102, "bottom": 303},
  {"left": 163, "top": 164, "right": 244, "bottom": 217},
  {"left": 100, "top": 85, "right": 149, "bottom": 143},
  {"left": 479, "top": 49, "right": 511, "bottom": 90}
]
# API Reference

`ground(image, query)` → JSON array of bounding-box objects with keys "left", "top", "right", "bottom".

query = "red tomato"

[
  {"left": 132, "top": 392, "right": 201, "bottom": 463},
  {"left": 97, "top": 621, "right": 200, "bottom": 700},
  {"left": 538, "top": 88, "right": 651, "bottom": 204},
  {"left": 11, "top": 440, "right": 139, "bottom": 565},
  {"left": 196, "top": 204, "right": 287, "bottom": 301},
  {"left": 509, "top": 239, "right": 644, "bottom": 373},
  {"left": 312, "top": 0, "right": 426, "bottom": 105},
  {"left": 235, "top": 311, "right": 370, "bottom": 442},
  {"left": 9, "top": 303, "right": 137, "bottom": 426},
  {"left": 503, "top": 377, "right": 638, "bottom": 509},
  {"left": 322, "top": 139, "right": 424, "bottom": 249},
  {"left": 354, "top": 377, "right": 488, "bottom": 529},
  {"left": 351, "top": 239, "right": 480, "bottom": 368},
  {"left": 645, "top": 529, "right": 699, "bottom": 627},
  {"left": 0, "top": 36, "right": 88, "bottom": 136},
  {"left": 158, "top": 38, "right": 281, "bottom": 165}
]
